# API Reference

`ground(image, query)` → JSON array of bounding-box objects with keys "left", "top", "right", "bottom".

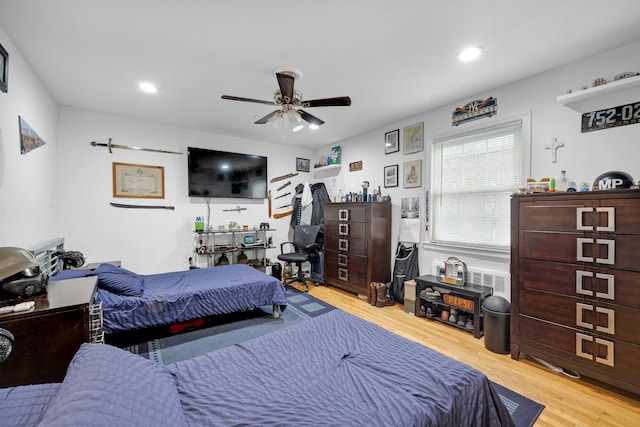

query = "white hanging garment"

[{"left": 300, "top": 183, "right": 313, "bottom": 225}]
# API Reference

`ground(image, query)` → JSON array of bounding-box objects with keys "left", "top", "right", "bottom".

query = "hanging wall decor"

[
  {"left": 403, "top": 122, "right": 424, "bottom": 154},
  {"left": 403, "top": 160, "right": 422, "bottom": 188},
  {"left": 452, "top": 97, "right": 498, "bottom": 126},
  {"left": 113, "top": 162, "right": 165, "bottom": 199},
  {"left": 19, "top": 116, "right": 47, "bottom": 154},
  {"left": 0, "top": 42, "right": 8, "bottom": 93},
  {"left": 385, "top": 129, "right": 400, "bottom": 154}
]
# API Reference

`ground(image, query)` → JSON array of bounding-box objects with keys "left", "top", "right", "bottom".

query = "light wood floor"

[{"left": 292, "top": 283, "right": 640, "bottom": 427}]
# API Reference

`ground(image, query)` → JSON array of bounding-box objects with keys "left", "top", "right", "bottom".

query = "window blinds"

[{"left": 431, "top": 121, "right": 523, "bottom": 250}]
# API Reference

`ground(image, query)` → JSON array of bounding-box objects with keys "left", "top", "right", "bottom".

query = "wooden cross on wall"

[{"left": 545, "top": 137, "right": 564, "bottom": 163}]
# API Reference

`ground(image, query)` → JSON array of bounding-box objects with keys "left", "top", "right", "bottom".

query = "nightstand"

[{"left": 0, "top": 276, "right": 101, "bottom": 387}]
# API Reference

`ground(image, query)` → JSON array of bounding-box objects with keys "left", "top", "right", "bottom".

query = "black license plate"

[{"left": 581, "top": 101, "right": 640, "bottom": 133}]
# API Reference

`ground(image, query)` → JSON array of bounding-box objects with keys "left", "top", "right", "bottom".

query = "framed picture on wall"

[
  {"left": 384, "top": 164, "right": 398, "bottom": 188},
  {"left": 0, "top": 42, "right": 8, "bottom": 93},
  {"left": 384, "top": 129, "right": 399, "bottom": 154},
  {"left": 403, "top": 160, "right": 422, "bottom": 188},
  {"left": 113, "top": 162, "right": 165, "bottom": 198},
  {"left": 403, "top": 122, "right": 424, "bottom": 154},
  {"left": 296, "top": 157, "right": 310, "bottom": 172}
]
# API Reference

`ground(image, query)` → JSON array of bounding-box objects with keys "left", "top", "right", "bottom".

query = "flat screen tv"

[{"left": 187, "top": 147, "right": 267, "bottom": 199}]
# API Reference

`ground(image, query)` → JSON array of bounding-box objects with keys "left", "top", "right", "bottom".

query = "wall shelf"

[
  {"left": 313, "top": 164, "right": 341, "bottom": 179},
  {"left": 557, "top": 75, "right": 640, "bottom": 112}
]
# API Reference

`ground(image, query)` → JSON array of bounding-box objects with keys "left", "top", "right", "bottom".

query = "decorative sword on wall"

[{"left": 90, "top": 138, "right": 183, "bottom": 155}]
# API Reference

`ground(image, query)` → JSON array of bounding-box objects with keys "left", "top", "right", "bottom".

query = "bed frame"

[{"left": 29, "top": 237, "right": 65, "bottom": 277}]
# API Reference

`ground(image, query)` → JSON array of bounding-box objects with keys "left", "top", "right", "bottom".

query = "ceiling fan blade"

[
  {"left": 298, "top": 110, "right": 325, "bottom": 126},
  {"left": 221, "top": 95, "right": 278, "bottom": 106},
  {"left": 301, "top": 96, "right": 351, "bottom": 107},
  {"left": 275, "top": 72, "right": 295, "bottom": 101},
  {"left": 255, "top": 110, "right": 280, "bottom": 124}
]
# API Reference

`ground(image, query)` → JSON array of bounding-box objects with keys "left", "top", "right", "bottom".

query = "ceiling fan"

[{"left": 221, "top": 68, "right": 351, "bottom": 132}]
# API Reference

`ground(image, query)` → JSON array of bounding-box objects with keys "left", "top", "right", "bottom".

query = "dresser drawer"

[
  {"left": 520, "top": 259, "right": 640, "bottom": 309},
  {"left": 519, "top": 197, "right": 640, "bottom": 234},
  {"left": 324, "top": 220, "right": 367, "bottom": 239},
  {"left": 324, "top": 250, "right": 367, "bottom": 274},
  {"left": 325, "top": 205, "right": 369, "bottom": 222},
  {"left": 518, "top": 316, "right": 640, "bottom": 387},
  {"left": 324, "top": 234, "right": 367, "bottom": 256},
  {"left": 520, "top": 231, "right": 640, "bottom": 271}
]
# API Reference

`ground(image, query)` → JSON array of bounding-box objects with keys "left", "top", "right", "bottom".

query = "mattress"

[{"left": 97, "top": 264, "right": 287, "bottom": 333}]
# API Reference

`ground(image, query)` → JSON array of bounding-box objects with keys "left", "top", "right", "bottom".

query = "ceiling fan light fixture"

[{"left": 288, "top": 110, "right": 305, "bottom": 132}]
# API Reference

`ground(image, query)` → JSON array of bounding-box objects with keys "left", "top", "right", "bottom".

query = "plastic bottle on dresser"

[{"left": 556, "top": 170, "right": 569, "bottom": 192}]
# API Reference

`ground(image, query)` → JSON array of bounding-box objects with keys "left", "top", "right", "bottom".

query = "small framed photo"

[
  {"left": 113, "top": 162, "right": 165, "bottom": 199},
  {"left": 0, "top": 42, "right": 8, "bottom": 93},
  {"left": 296, "top": 157, "right": 310, "bottom": 172},
  {"left": 349, "top": 160, "right": 363, "bottom": 172},
  {"left": 403, "top": 160, "right": 422, "bottom": 188},
  {"left": 403, "top": 122, "right": 424, "bottom": 154},
  {"left": 384, "top": 164, "right": 399, "bottom": 188},
  {"left": 385, "top": 129, "right": 400, "bottom": 154}
]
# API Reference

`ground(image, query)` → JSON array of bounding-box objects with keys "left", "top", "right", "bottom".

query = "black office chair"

[{"left": 277, "top": 224, "right": 321, "bottom": 292}]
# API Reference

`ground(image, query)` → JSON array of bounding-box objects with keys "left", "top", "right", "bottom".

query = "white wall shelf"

[
  {"left": 557, "top": 75, "right": 640, "bottom": 113},
  {"left": 313, "top": 164, "right": 341, "bottom": 179}
]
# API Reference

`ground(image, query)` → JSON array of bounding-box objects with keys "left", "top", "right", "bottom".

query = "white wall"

[
  {"left": 316, "top": 40, "right": 640, "bottom": 300},
  {"left": 57, "top": 107, "right": 314, "bottom": 273},
  {"left": 0, "top": 27, "right": 60, "bottom": 248}
]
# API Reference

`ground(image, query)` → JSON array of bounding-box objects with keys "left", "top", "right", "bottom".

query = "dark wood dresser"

[
  {"left": 324, "top": 202, "right": 392, "bottom": 297},
  {"left": 0, "top": 276, "right": 102, "bottom": 387},
  {"left": 510, "top": 190, "right": 640, "bottom": 395}
]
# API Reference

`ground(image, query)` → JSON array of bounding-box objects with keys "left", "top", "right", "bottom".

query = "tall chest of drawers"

[
  {"left": 324, "top": 202, "right": 392, "bottom": 296},
  {"left": 510, "top": 190, "right": 640, "bottom": 395}
]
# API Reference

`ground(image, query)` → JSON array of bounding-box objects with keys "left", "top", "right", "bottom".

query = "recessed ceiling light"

[
  {"left": 309, "top": 124, "right": 319, "bottom": 130},
  {"left": 458, "top": 47, "right": 483, "bottom": 62},
  {"left": 139, "top": 82, "right": 157, "bottom": 93}
]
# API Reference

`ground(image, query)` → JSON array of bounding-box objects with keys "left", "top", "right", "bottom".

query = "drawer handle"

[
  {"left": 338, "top": 254, "right": 348, "bottom": 267},
  {"left": 595, "top": 239, "right": 615, "bottom": 265},
  {"left": 338, "top": 268, "right": 348, "bottom": 281},
  {"left": 576, "top": 332, "right": 593, "bottom": 360},
  {"left": 576, "top": 207, "right": 593, "bottom": 231},
  {"left": 576, "top": 271, "right": 615, "bottom": 300},
  {"left": 575, "top": 333, "right": 616, "bottom": 367},
  {"left": 595, "top": 273, "right": 615, "bottom": 300},
  {"left": 338, "top": 238, "right": 349, "bottom": 252},
  {"left": 595, "top": 338, "right": 615, "bottom": 367},
  {"left": 576, "top": 238, "right": 593, "bottom": 262},
  {"left": 338, "top": 209, "right": 349, "bottom": 221},
  {"left": 339, "top": 223, "right": 349, "bottom": 236},
  {"left": 576, "top": 238, "right": 615, "bottom": 264},
  {"left": 596, "top": 307, "right": 615, "bottom": 334},
  {"left": 575, "top": 270, "right": 593, "bottom": 296},
  {"left": 576, "top": 303, "right": 593, "bottom": 329},
  {"left": 575, "top": 207, "right": 615, "bottom": 231},
  {"left": 595, "top": 207, "right": 615, "bottom": 232}
]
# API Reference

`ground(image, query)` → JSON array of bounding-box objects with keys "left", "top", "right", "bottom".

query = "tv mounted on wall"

[{"left": 187, "top": 147, "right": 267, "bottom": 199}]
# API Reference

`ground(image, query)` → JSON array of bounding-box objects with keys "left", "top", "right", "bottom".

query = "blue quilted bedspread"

[
  {"left": 169, "top": 310, "right": 515, "bottom": 426},
  {"left": 97, "top": 264, "right": 286, "bottom": 333}
]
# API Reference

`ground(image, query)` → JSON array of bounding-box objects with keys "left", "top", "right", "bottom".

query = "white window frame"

[{"left": 427, "top": 113, "right": 531, "bottom": 255}]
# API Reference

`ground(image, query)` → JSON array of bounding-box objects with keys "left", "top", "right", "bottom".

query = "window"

[{"left": 431, "top": 119, "right": 525, "bottom": 251}]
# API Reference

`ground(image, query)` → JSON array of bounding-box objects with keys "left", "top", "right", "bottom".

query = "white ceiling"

[{"left": 2, "top": 1, "right": 640, "bottom": 149}]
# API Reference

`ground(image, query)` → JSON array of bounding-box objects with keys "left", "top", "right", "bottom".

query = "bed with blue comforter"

[
  {"left": 53, "top": 263, "right": 287, "bottom": 334},
  {"left": 0, "top": 310, "right": 514, "bottom": 426}
]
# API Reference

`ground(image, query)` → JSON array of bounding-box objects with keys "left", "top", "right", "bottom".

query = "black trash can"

[{"left": 482, "top": 296, "right": 511, "bottom": 354}]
